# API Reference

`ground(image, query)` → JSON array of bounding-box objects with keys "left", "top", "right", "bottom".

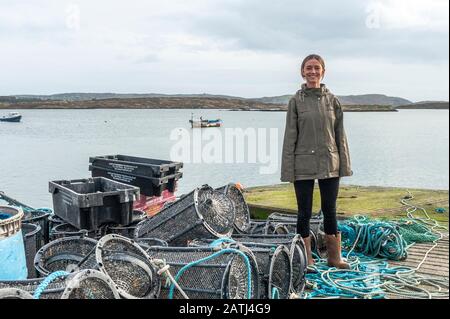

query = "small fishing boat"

[
  {"left": 0, "top": 112, "right": 22, "bottom": 123},
  {"left": 189, "top": 113, "right": 222, "bottom": 128}
]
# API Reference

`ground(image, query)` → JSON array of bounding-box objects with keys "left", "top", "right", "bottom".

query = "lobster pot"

[
  {"left": 232, "top": 234, "right": 295, "bottom": 246},
  {"left": 104, "top": 224, "right": 137, "bottom": 239},
  {"left": 0, "top": 270, "right": 120, "bottom": 300},
  {"left": 238, "top": 245, "right": 291, "bottom": 299},
  {"left": 61, "top": 269, "right": 120, "bottom": 299},
  {"left": 21, "top": 223, "right": 42, "bottom": 278},
  {"left": 267, "top": 212, "right": 297, "bottom": 222},
  {"left": 0, "top": 288, "right": 33, "bottom": 299},
  {"left": 267, "top": 212, "right": 324, "bottom": 236},
  {"left": 23, "top": 209, "right": 51, "bottom": 246},
  {"left": 216, "top": 184, "right": 251, "bottom": 233},
  {"left": 189, "top": 239, "right": 294, "bottom": 299},
  {"left": 134, "top": 185, "right": 235, "bottom": 246},
  {"left": 96, "top": 235, "right": 161, "bottom": 299},
  {"left": 50, "top": 223, "right": 102, "bottom": 241},
  {"left": 145, "top": 246, "right": 260, "bottom": 299},
  {"left": 289, "top": 236, "right": 307, "bottom": 294},
  {"left": 246, "top": 220, "right": 268, "bottom": 235},
  {"left": 0, "top": 277, "right": 67, "bottom": 299},
  {"left": 34, "top": 237, "right": 98, "bottom": 277},
  {"left": 136, "top": 238, "right": 169, "bottom": 252},
  {"left": 263, "top": 221, "right": 295, "bottom": 235},
  {"left": 0, "top": 206, "right": 27, "bottom": 280}
]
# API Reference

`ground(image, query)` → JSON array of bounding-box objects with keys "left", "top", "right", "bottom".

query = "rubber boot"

[
  {"left": 325, "top": 232, "right": 350, "bottom": 269},
  {"left": 302, "top": 236, "right": 317, "bottom": 273}
]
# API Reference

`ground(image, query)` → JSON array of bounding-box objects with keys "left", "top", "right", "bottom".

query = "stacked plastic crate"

[{"left": 89, "top": 155, "right": 183, "bottom": 217}]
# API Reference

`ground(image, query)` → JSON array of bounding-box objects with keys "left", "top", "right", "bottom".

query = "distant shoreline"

[{"left": 0, "top": 96, "right": 447, "bottom": 112}]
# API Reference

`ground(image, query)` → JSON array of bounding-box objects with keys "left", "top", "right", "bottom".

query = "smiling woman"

[{"left": 281, "top": 53, "right": 353, "bottom": 270}]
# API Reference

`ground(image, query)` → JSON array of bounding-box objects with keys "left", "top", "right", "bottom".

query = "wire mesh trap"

[
  {"left": 216, "top": 184, "right": 251, "bottom": 233},
  {"left": 134, "top": 185, "right": 235, "bottom": 246},
  {"left": 0, "top": 277, "right": 67, "bottom": 299},
  {"left": 34, "top": 236, "right": 98, "bottom": 277},
  {"left": 61, "top": 269, "right": 120, "bottom": 299},
  {"left": 0, "top": 288, "right": 34, "bottom": 299},
  {"left": 145, "top": 246, "right": 260, "bottom": 299},
  {"left": 50, "top": 223, "right": 102, "bottom": 241},
  {"left": 21, "top": 223, "right": 42, "bottom": 278},
  {"left": 267, "top": 212, "right": 324, "bottom": 236},
  {"left": 289, "top": 235, "right": 308, "bottom": 294},
  {"left": 246, "top": 220, "right": 268, "bottom": 235},
  {"left": 241, "top": 244, "right": 292, "bottom": 299},
  {"left": 263, "top": 221, "right": 293, "bottom": 235},
  {"left": 186, "top": 240, "right": 291, "bottom": 299},
  {"left": 95, "top": 234, "right": 161, "bottom": 299},
  {"left": 191, "top": 234, "right": 306, "bottom": 295},
  {"left": 136, "top": 238, "right": 169, "bottom": 252}
]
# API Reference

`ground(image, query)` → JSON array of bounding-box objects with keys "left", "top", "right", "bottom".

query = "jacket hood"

[{"left": 296, "top": 83, "right": 331, "bottom": 102}]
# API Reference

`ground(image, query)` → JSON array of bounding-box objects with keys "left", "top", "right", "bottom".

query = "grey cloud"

[{"left": 185, "top": 0, "right": 449, "bottom": 63}]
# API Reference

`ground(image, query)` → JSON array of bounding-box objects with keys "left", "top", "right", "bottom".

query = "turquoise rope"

[
  {"left": 209, "top": 238, "right": 236, "bottom": 247},
  {"left": 33, "top": 271, "right": 69, "bottom": 299},
  {"left": 339, "top": 217, "right": 408, "bottom": 261},
  {"left": 168, "top": 248, "right": 253, "bottom": 299},
  {"left": 271, "top": 287, "right": 280, "bottom": 299}
]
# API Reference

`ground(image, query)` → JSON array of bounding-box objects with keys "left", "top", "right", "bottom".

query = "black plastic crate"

[
  {"left": 49, "top": 177, "right": 140, "bottom": 231},
  {"left": 89, "top": 165, "right": 182, "bottom": 196},
  {"left": 89, "top": 155, "right": 183, "bottom": 178}
]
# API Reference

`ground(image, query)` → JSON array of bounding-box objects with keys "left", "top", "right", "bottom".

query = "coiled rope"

[{"left": 305, "top": 190, "right": 449, "bottom": 299}]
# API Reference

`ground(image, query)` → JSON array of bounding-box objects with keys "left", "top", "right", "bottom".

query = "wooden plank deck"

[{"left": 386, "top": 234, "right": 449, "bottom": 299}]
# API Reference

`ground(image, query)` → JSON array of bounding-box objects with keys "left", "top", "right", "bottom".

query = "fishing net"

[
  {"left": 145, "top": 246, "right": 259, "bottom": 299},
  {"left": 134, "top": 185, "right": 235, "bottom": 246},
  {"left": 34, "top": 236, "right": 98, "bottom": 276},
  {"left": 95, "top": 234, "right": 161, "bottom": 299},
  {"left": 396, "top": 219, "right": 440, "bottom": 244},
  {"left": 61, "top": 269, "right": 120, "bottom": 299},
  {"left": 216, "top": 184, "right": 251, "bottom": 233}
]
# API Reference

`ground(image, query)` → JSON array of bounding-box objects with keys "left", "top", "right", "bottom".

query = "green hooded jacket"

[{"left": 281, "top": 84, "right": 353, "bottom": 182}]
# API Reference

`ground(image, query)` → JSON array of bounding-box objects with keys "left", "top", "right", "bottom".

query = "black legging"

[{"left": 294, "top": 177, "right": 340, "bottom": 237}]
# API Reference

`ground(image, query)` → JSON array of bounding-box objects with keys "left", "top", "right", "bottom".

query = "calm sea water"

[{"left": 0, "top": 108, "right": 448, "bottom": 208}]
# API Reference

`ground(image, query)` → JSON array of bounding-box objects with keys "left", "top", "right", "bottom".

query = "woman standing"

[{"left": 281, "top": 54, "right": 353, "bottom": 269}]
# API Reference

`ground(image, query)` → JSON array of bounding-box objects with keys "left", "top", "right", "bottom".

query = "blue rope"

[
  {"left": 168, "top": 248, "right": 253, "bottom": 299},
  {"left": 338, "top": 217, "right": 408, "bottom": 261},
  {"left": 209, "top": 237, "right": 236, "bottom": 247},
  {"left": 33, "top": 271, "right": 69, "bottom": 299},
  {"left": 271, "top": 287, "right": 280, "bottom": 299}
]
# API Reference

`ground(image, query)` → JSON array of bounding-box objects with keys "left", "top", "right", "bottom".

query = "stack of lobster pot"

[
  {"left": 190, "top": 236, "right": 299, "bottom": 299},
  {"left": 145, "top": 246, "right": 260, "bottom": 299},
  {"left": 134, "top": 185, "right": 236, "bottom": 246}
]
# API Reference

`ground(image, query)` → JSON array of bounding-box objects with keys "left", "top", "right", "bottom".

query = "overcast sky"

[{"left": 0, "top": 0, "right": 448, "bottom": 102}]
